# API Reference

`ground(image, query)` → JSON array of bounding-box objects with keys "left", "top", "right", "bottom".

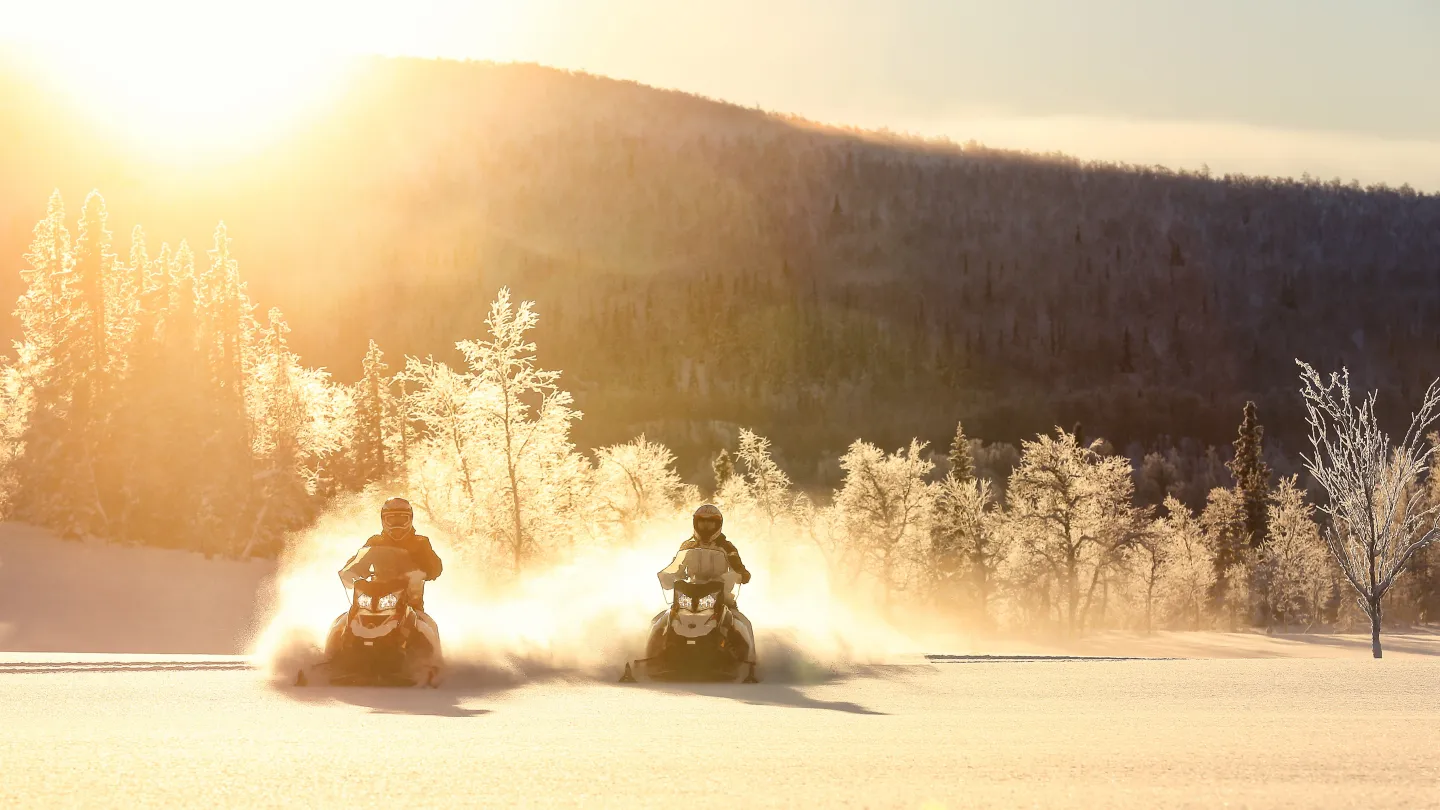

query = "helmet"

[
  {"left": 381, "top": 497, "right": 414, "bottom": 538},
  {"left": 692, "top": 504, "right": 723, "bottom": 541}
]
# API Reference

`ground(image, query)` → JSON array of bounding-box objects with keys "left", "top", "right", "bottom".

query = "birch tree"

[
  {"left": 931, "top": 474, "right": 1004, "bottom": 625},
  {"left": 717, "top": 428, "right": 795, "bottom": 530},
  {"left": 834, "top": 439, "right": 935, "bottom": 607},
  {"left": 460, "top": 288, "right": 584, "bottom": 568},
  {"left": 1258, "top": 476, "right": 1330, "bottom": 630},
  {"left": 1004, "top": 428, "right": 1144, "bottom": 636},
  {"left": 1154, "top": 496, "right": 1215, "bottom": 630},
  {"left": 593, "top": 435, "right": 692, "bottom": 541},
  {"left": 1297, "top": 361, "right": 1440, "bottom": 657}
]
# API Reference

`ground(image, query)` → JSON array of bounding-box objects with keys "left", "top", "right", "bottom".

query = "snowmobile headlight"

[
  {"left": 379, "top": 592, "right": 400, "bottom": 611},
  {"left": 676, "top": 593, "right": 693, "bottom": 610},
  {"left": 356, "top": 593, "right": 373, "bottom": 609},
  {"left": 697, "top": 593, "right": 717, "bottom": 611}
]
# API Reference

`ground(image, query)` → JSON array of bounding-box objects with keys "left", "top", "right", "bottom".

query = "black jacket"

[
  {"left": 678, "top": 532, "right": 751, "bottom": 584},
  {"left": 353, "top": 531, "right": 443, "bottom": 581}
]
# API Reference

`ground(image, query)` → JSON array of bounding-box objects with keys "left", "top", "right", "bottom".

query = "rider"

[
  {"left": 675, "top": 504, "right": 751, "bottom": 591},
  {"left": 341, "top": 497, "right": 443, "bottom": 611}
]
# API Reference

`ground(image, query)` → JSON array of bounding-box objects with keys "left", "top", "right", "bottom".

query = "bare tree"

[{"left": 1296, "top": 361, "right": 1440, "bottom": 657}]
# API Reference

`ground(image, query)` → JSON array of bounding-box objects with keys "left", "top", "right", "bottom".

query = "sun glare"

[
  {"left": 11, "top": 2, "right": 358, "bottom": 162},
  {"left": 38, "top": 45, "right": 352, "bottom": 161}
]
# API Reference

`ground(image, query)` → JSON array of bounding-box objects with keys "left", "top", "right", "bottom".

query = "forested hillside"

[{"left": 3, "top": 55, "right": 1439, "bottom": 484}]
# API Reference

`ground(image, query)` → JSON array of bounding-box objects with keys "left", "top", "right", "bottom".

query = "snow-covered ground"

[
  {"left": 0, "top": 524, "right": 274, "bottom": 654},
  {"left": 3, "top": 653, "right": 1438, "bottom": 808},
  {"left": 3, "top": 526, "right": 1439, "bottom": 807}
]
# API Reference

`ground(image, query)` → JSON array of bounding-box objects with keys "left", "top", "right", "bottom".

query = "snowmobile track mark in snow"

[
  {"left": 921, "top": 651, "right": 1180, "bottom": 660},
  {"left": 0, "top": 660, "right": 252, "bottom": 674}
]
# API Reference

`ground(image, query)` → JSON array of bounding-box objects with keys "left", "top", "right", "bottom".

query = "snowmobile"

[
  {"left": 295, "top": 545, "right": 443, "bottom": 687},
  {"left": 620, "top": 544, "right": 758, "bottom": 683}
]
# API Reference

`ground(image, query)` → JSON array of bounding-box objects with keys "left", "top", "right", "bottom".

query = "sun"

[{"left": 13, "top": 4, "right": 357, "bottom": 161}]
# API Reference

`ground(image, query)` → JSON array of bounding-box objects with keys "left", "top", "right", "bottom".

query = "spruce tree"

[
  {"left": 123, "top": 241, "right": 207, "bottom": 548},
  {"left": 200, "top": 225, "right": 258, "bottom": 554},
  {"left": 1227, "top": 401, "right": 1271, "bottom": 548},
  {"left": 246, "top": 308, "right": 310, "bottom": 556},
  {"left": 388, "top": 376, "right": 412, "bottom": 487},
  {"left": 62, "top": 191, "right": 115, "bottom": 534},
  {"left": 352, "top": 339, "right": 389, "bottom": 488},
  {"left": 712, "top": 448, "right": 736, "bottom": 490},
  {"left": 13, "top": 192, "right": 77, "bottom": 529},
  {"left": 108, "top": 225, "right": 144, "bottom": 369},
  {"left": 15, "top": 191, "right": 71, "bottom": 354},
  {"left": 947, "top": 421, "right": 975, "bottom": 484}
]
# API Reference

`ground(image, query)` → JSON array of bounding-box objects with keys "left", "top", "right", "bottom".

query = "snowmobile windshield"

[
  {"left": 658, "top": 546, "right": 733, "bottom": 591},
  {"left": 347, "top": 545, "right": 417, "bottom": 582},
  {"left": 678, "top": 546, "right": 729, "bottom": 582}
]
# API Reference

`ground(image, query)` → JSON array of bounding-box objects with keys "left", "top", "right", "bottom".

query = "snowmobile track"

[{"left": 925, "top": 653, "right": 1181, "bottom": 663}]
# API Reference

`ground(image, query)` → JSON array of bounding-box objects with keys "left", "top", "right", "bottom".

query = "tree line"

[{"left": 4, "top": 192, "right": 1438, "bottom": 656}]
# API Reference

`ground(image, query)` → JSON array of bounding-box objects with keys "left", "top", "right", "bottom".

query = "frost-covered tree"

[
  {"left": 199, "top": 222, "right": 250, "bottom": 402},
  {"left": 403, "top": 289, "right": 584, "bottom": 569},
  {"left": 1004, "top": 429, "right": 1144, "bottom": 636},
  {"left": 947, "top": 421, "right": 975, "bottom": 484},
  {"left": 119, "top": 240, "right": 210, "bottom": 548},
  {"left": 971, "top": 439, "right": 1021, "bottom": 499},
  {"left": 0, "top": 353, "right": 29, "bottom": 516},
  {"left": 1296, "top": 361, "right": 1440, "bottom": 657},
  {"left": 386, "top": 374, "right": 414, "bottom": 487},
  {"left": 191, "top": 225, "right": 261, "bottom": 553},
  {"left": 62, "top": 191, "right": 117, "bottom": 534},
  {"left": 794, "top": 494, "right": 855, "bottom": 584},
  {"left": 717, "top": 428, "right": 795, "bottom": 531},
  {"left": 834, "top": 439, "right": 934, "bottom": 606},
  {"left": 930, "top": 474, "right": 1003, "bottom": 625},
  {"left": 711, "top": 448, "right": 736, "bottom": 490},
  {"left": 1200, "top": 485, "right": 1249, "bottom": 615},
  {"left": 106, "top": 224, "right": 143, "bottom": 372},
  {"left": 1258, "top": 476, "right": 1330, "bottom": 630},
  {"left": 349, "top": 339, "right": 389, "bottom": 488},
  {"left": 1136, "top": 451, "right": 1179, "bottom": 507},
  {"left": 8, "top": 191, "right": 128, "bottom": 536},
  {"left": 246, "top": 308, "right": 311, "bottom": 555},
  {"left": 402, "top": 355, "right": 483, "bottom": 543},
  {"left": 1152, "top": 497, "right": 1215, "bottom": 630},
  {"left": 2, "top": 193, "right": 357, "bottom": 554},
  {"left": 9, "top": 192, "right": 75, "bottom": 528},
  {"left": 1131, "top": 525, "right": 1168, "bottom": 634},
  {"left": 14, "top": 191, "right": 71, "bottom": 364},
  {"left": 593, "top": 435, "right": 691, "bottom": 541},
  {"left": 460, "top": 288, "right": 583, "bottom": 568},
  {"left": 244, "top": 308, "right": 352, "bottom": 555}
]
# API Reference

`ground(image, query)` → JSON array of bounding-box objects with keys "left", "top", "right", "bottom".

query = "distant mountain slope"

[{"left": 2, "top": 56, "right": 1438, "bottom": 479}]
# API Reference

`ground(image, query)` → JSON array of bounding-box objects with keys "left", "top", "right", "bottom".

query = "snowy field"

[{"left": 4, "top": 527, "right": 1440, "bottom": 808}]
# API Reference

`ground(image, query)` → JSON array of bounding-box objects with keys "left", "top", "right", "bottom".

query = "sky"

[{"left": 4, "top": 0, "right": 1438, "bottom": 188}]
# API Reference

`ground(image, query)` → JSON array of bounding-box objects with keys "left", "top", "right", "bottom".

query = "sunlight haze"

[
  {"left": 4, "top": 0, "right": 1437, "bottom": 186},
  {"left": 5, "top": 3, "right": 1440, "bottom": 807}
]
